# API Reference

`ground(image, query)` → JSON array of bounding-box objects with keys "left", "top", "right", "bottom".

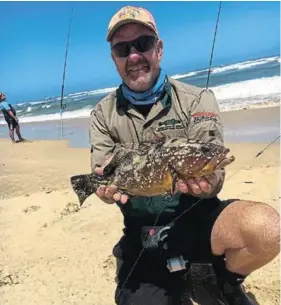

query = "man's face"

[{"left": 110, "top": 23, "right": 163, "bottom": 92}]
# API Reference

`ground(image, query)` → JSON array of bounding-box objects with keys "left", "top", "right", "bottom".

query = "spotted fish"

[{"left": 70, "top": 136, "right": 235, "bottom": 206}]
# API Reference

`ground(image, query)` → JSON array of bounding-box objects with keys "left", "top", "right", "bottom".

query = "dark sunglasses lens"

[
  {"left": 112, "top": 42, "right": 130, "bottom": 58},
  {"left": 111, "top": 36, "right": 156, "bottom": 58},
  {"left": 134, "top": 36, "right": 156, "bottom": 53}
]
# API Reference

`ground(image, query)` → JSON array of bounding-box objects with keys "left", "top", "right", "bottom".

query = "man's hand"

[
  {"left": 176, "top": 173, "right": 219, "bottom": 197},
  {"left": 8, "top": 111, "right": 18, "bottom": 122},
  {"left": 94, "top": 156, "right": 129, "bottom": 205}
]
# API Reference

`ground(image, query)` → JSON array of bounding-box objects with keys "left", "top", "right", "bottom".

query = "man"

[
  {"left": 0, "top": 92, "right": 24, "bottom": 143},
  {"left": 89, "top": 6, "right": 280, "bottom": 305}
]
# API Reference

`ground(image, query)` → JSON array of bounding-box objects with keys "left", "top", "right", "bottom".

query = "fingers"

[
  {"left": 96, "top": 185, "right": 107, "bottom": 198},
  {"left": 113, "top": 192, "right": 129, "bottom": 204},
  {"left": 186, "top": 178, "right": 201, "bottom": 194},
  {"left": 104, "top": 185, "right": 118, "bottom": 199},
  {"left": 194, "top": 177, "right": 212, "bottom": 193},
  {"left": 93, "top": 156, "right": 129, "bottom": 204},
  {"left": 177, "top": 175, "right": 214, "bottom": 195},
  {"left": 96, "top": 184, "right": 129, "bottom": 205},
  {"left": 176, "top": 179, "right": 189, "bottom": 193},
  {"left": 186, "top": 177, "right": 212, "bottom": 194}
]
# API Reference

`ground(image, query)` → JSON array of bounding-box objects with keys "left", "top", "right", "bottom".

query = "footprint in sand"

[{"left": 23, "top": 205, "right": 41, "bottom": 214}]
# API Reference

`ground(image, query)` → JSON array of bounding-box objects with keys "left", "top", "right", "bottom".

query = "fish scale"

[{"left": 70, "top": 137, "right": 235, "bottom": 206}]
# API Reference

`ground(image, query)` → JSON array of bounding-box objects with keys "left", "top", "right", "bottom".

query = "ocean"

[
  {"left": 0, "top": 55, "right": 280, "bottom": 125},
  {"left": 0, "top": 55, "right": 280, "bottom": 147}
]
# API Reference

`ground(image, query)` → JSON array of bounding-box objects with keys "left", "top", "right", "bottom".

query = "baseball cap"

[{"left": 106, "top": 6, "right": 159, "bottom": 42}]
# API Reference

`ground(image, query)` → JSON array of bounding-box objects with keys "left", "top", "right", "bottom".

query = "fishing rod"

[
  {"left": 255, "top": 134, "right": 280, "bottom": 157},
  {"left": 206, "top": 1, "right": 222, "bottom": 90},
  {"left": 60, "top": 9, "right": 73, "bottom": 139}
]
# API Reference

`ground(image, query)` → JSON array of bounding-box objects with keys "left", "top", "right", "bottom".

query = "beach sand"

[{"left": 0, "top": 107, "right": 280, "bottom": 305}]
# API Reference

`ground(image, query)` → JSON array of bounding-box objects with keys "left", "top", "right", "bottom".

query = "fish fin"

[
  {"left": 171, "top": 170, "right": 178, "bottom": 195},
  {"left": 103, "top": 147, "right": 132, "bottom": 175},
  {"left": 70, "top": 173, "right": 99, "bottom": 206},
  {"left": 163, "top": 170, "right": 178, "bottom": 201},
  {"left": 137, "top": 143, "right": 153, "bottom": 155},
  {"left": 167, "top": 166, "right": 178, "bottom": 196},
  {"left": 138, "top": 132, "right": 167, "bottom": 155}
]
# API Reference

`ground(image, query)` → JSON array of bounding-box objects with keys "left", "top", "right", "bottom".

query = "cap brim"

[{"left": 106, "top": 19, "right": 156, "bottom": 42}]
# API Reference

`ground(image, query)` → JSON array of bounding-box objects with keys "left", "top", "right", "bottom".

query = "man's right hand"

[{"left": 94, "top": 156, "right": 129, "bottom": 205}]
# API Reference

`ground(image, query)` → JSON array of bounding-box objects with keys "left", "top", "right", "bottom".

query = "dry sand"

[{"left": 0, "top": 134, "right": 280, "bottom": 304}]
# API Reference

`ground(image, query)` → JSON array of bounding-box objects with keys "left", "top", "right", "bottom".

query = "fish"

[{"left": 70, "top": 135, "right": 235, "bottom": 206}]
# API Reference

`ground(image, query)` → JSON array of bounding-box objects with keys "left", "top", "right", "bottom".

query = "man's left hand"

[{"left": 176, "top": 173, "right": 218, "bottom": 196}]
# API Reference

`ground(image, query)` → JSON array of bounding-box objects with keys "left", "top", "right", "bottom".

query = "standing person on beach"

[
  {"left": 89, "top": 6, "right": 280, "bottom": 305},
  {"left": 0, "top": 92, "right": 24, "bottom": 143}
]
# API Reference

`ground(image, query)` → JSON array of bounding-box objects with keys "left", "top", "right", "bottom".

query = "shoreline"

[
  {"left": 0, "top": 105, "right": 280, "bottom": 148},
  {"left": 0, "top": 99, "right": 279, "bottom": 126}
]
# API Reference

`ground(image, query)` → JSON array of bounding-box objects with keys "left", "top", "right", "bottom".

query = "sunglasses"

[{"left": 111, "top": 35, "right": 157, "bottom": 58}]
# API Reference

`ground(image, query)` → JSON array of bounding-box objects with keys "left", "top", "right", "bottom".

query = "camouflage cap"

[{"left": 106, "top": 6, "right": 159, "bottom": 42}]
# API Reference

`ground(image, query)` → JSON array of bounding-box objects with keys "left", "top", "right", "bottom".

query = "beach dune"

[{"left": 0, "top": 109, "right": 280, "bottom": 305}]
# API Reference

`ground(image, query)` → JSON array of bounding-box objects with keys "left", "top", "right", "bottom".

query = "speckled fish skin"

[{"left": 70, "top": 137, "right": 235, "bottom": 206}]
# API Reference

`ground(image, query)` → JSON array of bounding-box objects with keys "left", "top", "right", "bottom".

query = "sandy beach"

[{"left": 0, "top": 107, "right": 280, "bottom": 305}]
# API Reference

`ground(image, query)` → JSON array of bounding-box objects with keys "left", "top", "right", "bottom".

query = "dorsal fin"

[
  {"left": 138, "top": 132, "right": 167, "bottom": 155},
  {"left": 103, "top": 147, "right": 133, "bottom": 175}
]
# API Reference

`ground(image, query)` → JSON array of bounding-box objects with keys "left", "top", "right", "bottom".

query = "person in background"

[{"left": 0, "top": 92, "right": 24, "bottom": 143}]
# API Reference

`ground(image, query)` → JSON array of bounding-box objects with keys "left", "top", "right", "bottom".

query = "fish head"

[{"left": 167, "top": 140, "right": 235, "bottom": 178}]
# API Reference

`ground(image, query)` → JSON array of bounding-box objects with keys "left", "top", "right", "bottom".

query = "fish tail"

[{"left": 70, "top": 173, "right": 100, "bottom": 206}]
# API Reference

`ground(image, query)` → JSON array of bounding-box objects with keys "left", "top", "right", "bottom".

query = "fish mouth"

[
  {"left": 216, "top": 151, "right": 235, "bottom": 169},
  {"left": 201, "top": 149, "right": 235, "bottom": 175},
  {"left": 168, "top": 146, "right": 235, "bottom": 179}
]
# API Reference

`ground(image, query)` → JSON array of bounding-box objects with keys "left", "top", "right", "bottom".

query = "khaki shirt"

[{"left": 89, "top": 77, "right": 225, "bottom": 218}]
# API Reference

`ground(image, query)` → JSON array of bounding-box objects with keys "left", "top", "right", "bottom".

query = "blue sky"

[{"left": 0, "top": 1, "right": 280, "bottom": 103}]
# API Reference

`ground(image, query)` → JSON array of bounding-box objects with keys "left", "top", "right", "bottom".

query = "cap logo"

[{"left": 118, "top": 7, "right": 141, "bottom": 20}]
